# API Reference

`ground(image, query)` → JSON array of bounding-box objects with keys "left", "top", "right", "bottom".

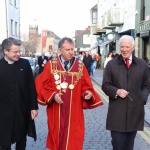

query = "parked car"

[{"left": 21, "top": 57, "right": 39, "bottom": 77}]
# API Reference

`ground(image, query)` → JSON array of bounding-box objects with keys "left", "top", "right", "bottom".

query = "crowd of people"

[{"left": 0, "top": 35, "right": 149, "bottom": 150}]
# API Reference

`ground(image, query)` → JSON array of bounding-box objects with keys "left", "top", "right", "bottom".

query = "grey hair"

[
  {"left": 2, "top": 37, "right": 21, "bottom": 52},
  {"left": 58, "top": 37, "right": 74, "bottom": 49},
  {"left": 119, "top": 35, "right": 135, "bottom": 47}
]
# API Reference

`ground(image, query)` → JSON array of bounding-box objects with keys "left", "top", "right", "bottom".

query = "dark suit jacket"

[
  {"left": 0, "top": 58, "right": 38, "bottom": 147},
  {"left": 38, "top": 56, "right": 48, "bottom": 74},
  {"left": 102, "top": 55, "right": 150, "bottom": 132}
]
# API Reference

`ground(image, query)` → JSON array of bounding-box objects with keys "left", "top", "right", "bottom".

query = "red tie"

[{"left": 125, "top": 58, "right": 130, "bottom": 69}]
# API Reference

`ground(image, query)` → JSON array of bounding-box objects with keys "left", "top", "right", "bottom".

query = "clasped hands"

[
  {"left": 116, "top": 89, "right": 129, "bottom": 99},
  {"left": 54, "top": 90, "right": 93, "bottom": 104}
]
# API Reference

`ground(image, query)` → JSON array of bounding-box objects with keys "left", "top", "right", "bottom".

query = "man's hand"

[
  {"left": 54, "top": 93, "right": 63, "bottom": 104},
  {"left": 31, "top": 110, "right": 38, "bottom": 120},
  {"left": 84, "top": 90, "right": 93, "bottom": 100},
  {"left": 116, "top": 89, "right": 129, "bottom": 99},
  {"left": 42, "top": 64, "right": 45, "bottom": 67}
]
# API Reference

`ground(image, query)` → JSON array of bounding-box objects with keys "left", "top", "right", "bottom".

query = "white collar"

[{"left": 4, "top": 56, "right": 15, "bottom": 64}]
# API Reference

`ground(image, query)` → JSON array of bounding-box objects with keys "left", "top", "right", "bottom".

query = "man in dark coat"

[
  {"left": 83, "top": 51, "right": 92, "bottom": 75},
  {"left": 0, "top": 37, "right": 38, "bottom": 149},
  {"left": 38, "top": 51, "right": 48, "bottom": 74},
  {"left": 102, "top": 35, "right": 150, "bottom": 150}
]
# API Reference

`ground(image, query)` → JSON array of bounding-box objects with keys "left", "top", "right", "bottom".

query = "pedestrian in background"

[
  {"left": 0, "top": 37, "right": 38, "bottom": 149},
  {"left": 90, "top": 54, "right": 96, "bottom": 75},
  {"left": 112, "top": 50, "right": 119, "bottom": 58},
  {"left": 83, "top": 51, "right": 93, "bottom": 75},
  {"left": 38, "top": 51, "right": 48, "bottom": 74},
  {"left": 102, "top": 35, "right": 150, "bottom": 150},
  {"left": 35, "top": 37, "right": 103, "bottom": 150},
  {"left": 103, "top": 52, "right": 112, "bottom": 69},
  {"left": 95, "top": 53, "right": 101, "bottom": 69},
  {"left": 49, "top": 51, "right": 57, "bottom": 60}
]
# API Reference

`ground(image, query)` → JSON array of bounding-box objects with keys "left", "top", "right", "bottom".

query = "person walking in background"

[
  {"left": 83, "top": 51, "right": 92, "bottom": 75},
  {"left": 95, "top": 53, "right": 101, "bottom": 69},
  {"left": 102, "top": 35, "right": 150, "bottom": 150},
  {"left": 0, "top": 37, "right": 38, "bottom": 150},
  {"left": 35, "top": 37, "right": 103, "bottom": 150},
  {"left": 112, "top": 50, "right": 119, "bottom": 58},
  {"left": 104, "top": 52, "right": 112, "bottom": 68},
  {"left": 90, "top": 54, "right": 96, "bottom": 75},
  {"left": 49, "top": 51, "right": 57, "bottom": 60},
  {"left": 38, "top": 51, "right": 48, "bottom": 74}
]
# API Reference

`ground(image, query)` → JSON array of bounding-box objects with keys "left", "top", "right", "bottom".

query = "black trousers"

[
  {"left": 0, "top": 137, "right": 26, "bottom": 150},
  {"left": 111, "top": 131, "right": 137, "bottom": 150}
]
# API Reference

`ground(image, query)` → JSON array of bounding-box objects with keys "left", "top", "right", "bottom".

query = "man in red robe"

[{"left": 35, "top": 37, "right": 103, "bottom": 150}]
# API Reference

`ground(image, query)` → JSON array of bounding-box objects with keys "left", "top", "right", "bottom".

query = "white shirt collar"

[
  {"left": 4, "top": 56, "right": 15, "bottom": 64},
  {"left": 124, "top": 55, "right": 132, "bottom": 64}
]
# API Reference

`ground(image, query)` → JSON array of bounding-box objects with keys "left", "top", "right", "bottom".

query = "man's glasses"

[{"left": 9, "top": 50, "right": 21, "bottom": 54}]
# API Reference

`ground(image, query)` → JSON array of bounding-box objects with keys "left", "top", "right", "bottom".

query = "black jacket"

[
  {"left": 38, "top": 56, "right": 48, "bottom": 74},
  {"left": 0, "top": 58, "right": 38, "bottom": 147}
]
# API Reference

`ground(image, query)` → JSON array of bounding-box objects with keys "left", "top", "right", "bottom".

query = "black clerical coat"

[{"left": 0, "top": 58, "right": 38, "bottom": 147}]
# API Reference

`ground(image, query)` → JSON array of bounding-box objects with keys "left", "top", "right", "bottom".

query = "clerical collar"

[{"left": 4, "top": 56, "right": 15, "bottom": 64}]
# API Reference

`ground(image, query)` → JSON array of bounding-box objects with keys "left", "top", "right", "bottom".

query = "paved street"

[{"left": 11, "top": 69, "right": 150, "bottom": 150}]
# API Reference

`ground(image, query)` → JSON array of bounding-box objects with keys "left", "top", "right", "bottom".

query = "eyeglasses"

[{"left": 9, "top": 50, "right": 21, "bottom": 54}]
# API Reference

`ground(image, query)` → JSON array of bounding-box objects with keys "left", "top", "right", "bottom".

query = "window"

[
  {"left": 14, "top": 0, "right": 17, "bottom": 7},
  {"left": 10, "top": 0, "right": 13, "bottom": 4},
  {"left": 15, "top": 22, "right": 17, "bottom": 36},
  {"left": 141, "top": 0, "right": 145, "bottom": 21},
  {"left": 11, "top": 19, "right": 14, "bottom": 35},
  {"left": 92, "top": 11, "right": 97, "bottom": 24}
]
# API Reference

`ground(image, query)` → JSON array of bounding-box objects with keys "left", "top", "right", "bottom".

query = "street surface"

[{"left": 11, "top": 81, "right": 150, "bottom": 150}]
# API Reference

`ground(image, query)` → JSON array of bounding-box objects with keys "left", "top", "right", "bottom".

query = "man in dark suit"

[
  {"left": 102, "top": 35, "right": 150, "bottom": 150},
  {"left": 83, "top": 51, "right": 92, "bottom": 75},
  {"left": 38, "top": 51, "right": 48, "bottom": 74},
  {"left": 0, "top": 37, "right": 38, "bottom": 150}
]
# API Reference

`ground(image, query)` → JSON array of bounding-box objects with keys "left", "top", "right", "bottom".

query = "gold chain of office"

[{"left": 51, "top": 56, "right": 83, "bottom": 93}]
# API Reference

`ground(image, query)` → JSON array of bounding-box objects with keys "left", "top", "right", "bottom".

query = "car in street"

[{"left": 21, "top": 57, "right": 39, "bottom": 77}]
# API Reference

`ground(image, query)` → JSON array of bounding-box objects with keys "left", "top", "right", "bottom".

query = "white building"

[
  {"left": 0, "top": 0, "right": 20, "bottom": 43},
  {"left": 92, "top": 0, "right": 136, "bottom": 56}
]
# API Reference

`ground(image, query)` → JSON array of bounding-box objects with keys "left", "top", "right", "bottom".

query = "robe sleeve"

[
  {"left": 35, "top": 61, "right": 57, "bottom": 105},
  {"left": 81, "top": 65, "right": 103, "bottom": 109}
]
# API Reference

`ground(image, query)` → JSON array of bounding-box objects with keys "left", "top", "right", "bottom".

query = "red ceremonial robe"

[{"left": 35, "top": 57, "right": 103, "bottom": 150}]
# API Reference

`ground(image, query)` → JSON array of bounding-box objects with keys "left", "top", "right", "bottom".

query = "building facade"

[
  {"left": 74, "top": 27, "right": 91, "bottom": 54},
  {"left": 135, "top": 0, "right": 150, "bottom": 65},
  {"left": 91, "top": 0, "right": 136, "bottom": 58},
  {"left": 0, "top": 0, "right": 20, "bottom": 58},
  {"left": 36, "top": 29, "right": 61, "bottom": 56}
]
